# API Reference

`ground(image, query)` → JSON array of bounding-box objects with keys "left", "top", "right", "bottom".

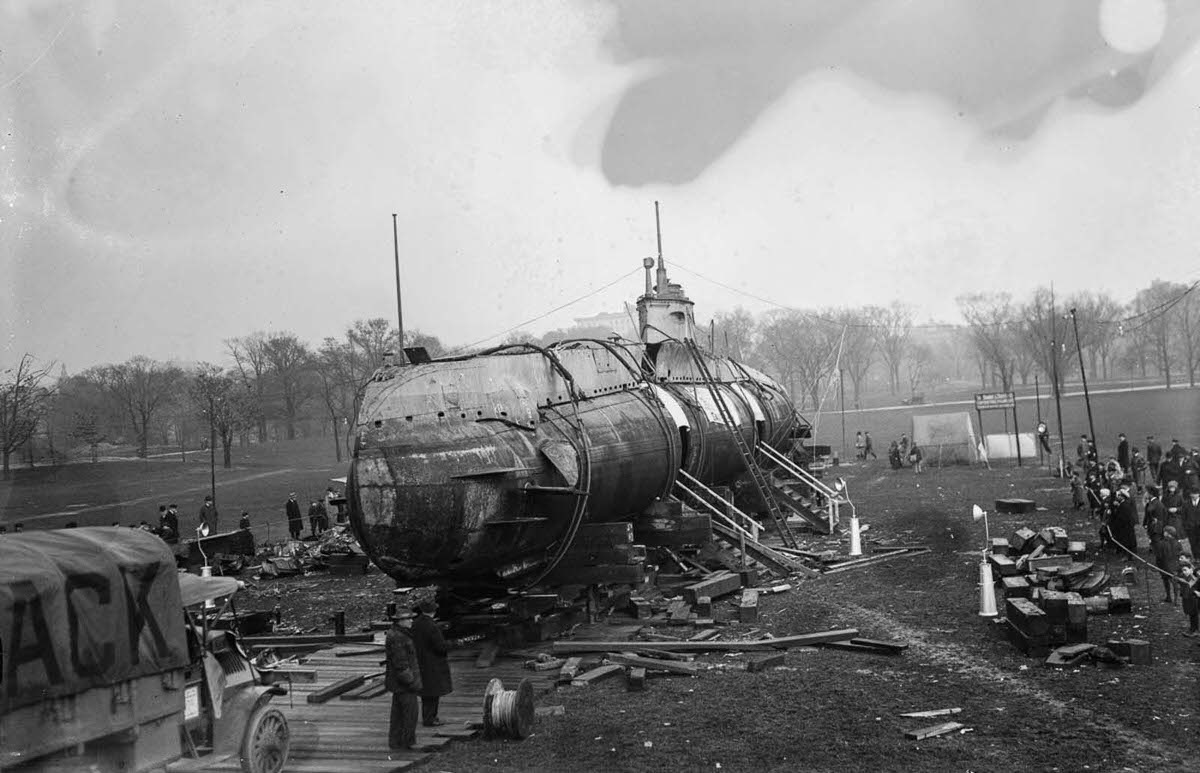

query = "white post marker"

[{"left": 973, "top": 504, "right": 998, "bottom": 617}]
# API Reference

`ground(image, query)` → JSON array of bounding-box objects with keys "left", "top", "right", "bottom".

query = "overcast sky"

[{"left": 5, "top": 0, "right": 1200, "bottom": 374}]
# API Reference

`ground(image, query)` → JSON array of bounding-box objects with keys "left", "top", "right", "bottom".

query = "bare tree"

[
  {"left": 314, "top": 338, "right": 357, "bottom": 463},
  {"left": 873, "top": 302, "right": 913, "bottom": 395},
  {"left": 189, "top": 365, "right": 257, "bottom": 468},
  {"left": 835, "top": 308, "right": 876, "bottom": 407},
  {"left": 958, "top": 292, "right": 1017, "bottom": 391},
  {"left": 87, "top": 357, "right": 185, "bottom": 459},
  {"left": 905, "top": 342, "right": 932, "bottom": 399},
  {"left": 707, "top": 307, "right": 757, "bottom": 361},
  {"left": 755, "top": 310, "right": 838, "bottom": 410},
  {"left": 1068, "top": 291, "right": 1124, "bottom": 379},
  {"left": 1174, "top": 286, "right": 1200, "bottom": 387},
  {"left": 1, "top": 354, "right": 56, "bottom": 478},
  {"left": 226, "top": 333, "right": 270, "bottom": 442},
  {"left": 1133, "top": 281, "right": 1183, "bottom": 388},
  {"left": 260, "top": 333, "right": 315, "bottom": 440}
]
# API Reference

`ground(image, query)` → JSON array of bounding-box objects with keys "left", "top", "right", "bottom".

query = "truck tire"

[{"left": 240, "top": 705, "right": 289, "bottom": 773}]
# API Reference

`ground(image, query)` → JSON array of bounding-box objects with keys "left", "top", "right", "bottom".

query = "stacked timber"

[
  {"left": 541, "top": 523, "right": 646, "bottom": 586},
  {"left": 633, "top": 500, "right": 712, "bottom": 548}
]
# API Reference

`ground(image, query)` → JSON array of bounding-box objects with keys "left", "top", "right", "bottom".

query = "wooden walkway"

[{"left": 169, "top": 640, "right": 557, "bottom": 773}]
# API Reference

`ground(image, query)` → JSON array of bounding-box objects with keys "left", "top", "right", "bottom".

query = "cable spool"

[{"left": 481, "top": 678, "right": 535, "bottom": 740}]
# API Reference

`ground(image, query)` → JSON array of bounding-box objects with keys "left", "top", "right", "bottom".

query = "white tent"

[{"left": 911, "top": 412, "right": 980, "bottom": 466}]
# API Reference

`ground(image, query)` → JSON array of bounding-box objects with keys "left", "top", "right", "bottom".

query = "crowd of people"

[
  {"left": 1070, "top": 432, "right": 1200, "bottom": 635},
  {"left": 853, "top": 430, "right": 924, "bottom": 473}
]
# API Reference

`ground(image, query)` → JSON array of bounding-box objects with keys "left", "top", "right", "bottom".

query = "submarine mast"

[{"left": 636, "top": 201, "right": 696, "bottom": 344}]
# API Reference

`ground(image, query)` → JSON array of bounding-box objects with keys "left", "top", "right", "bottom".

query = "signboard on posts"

[{"left": 974, "top": 391, "right": 1016, "bottom": 410}]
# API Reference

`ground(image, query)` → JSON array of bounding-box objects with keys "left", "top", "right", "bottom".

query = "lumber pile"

[{"left": 991, "top": 523, "right": 1137, "bottom": 657}]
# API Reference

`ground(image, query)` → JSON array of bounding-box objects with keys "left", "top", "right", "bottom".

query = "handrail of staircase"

[
  {"left": 757, "top": 443, "right": 839, "bottom": 500},
  {"left": 674, "top": 479, "right": 760, "bottom": 543},
  {"left": 676, "top": 470, "right": 765, "bottom": 536}
]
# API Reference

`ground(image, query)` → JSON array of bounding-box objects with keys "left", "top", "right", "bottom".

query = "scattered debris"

[
  {"left": 899, "top": 708, "right": 962, "bottom": 719},
  {"left": 904, "top": 721, "right": 965, "bottom": 740}
]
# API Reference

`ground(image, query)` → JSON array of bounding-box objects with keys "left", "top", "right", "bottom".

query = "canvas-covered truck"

[{"left": 1, "top": 528, "right": 289, "bottom": 773}]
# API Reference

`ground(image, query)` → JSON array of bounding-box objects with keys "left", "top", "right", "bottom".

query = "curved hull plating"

[{"left": 348, "top": 339, "right": 803, "bottom": 587}]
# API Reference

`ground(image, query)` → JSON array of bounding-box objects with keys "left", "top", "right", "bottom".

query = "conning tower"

[{"left": 636, "top": 202, "right": 695, "bottom": 345}]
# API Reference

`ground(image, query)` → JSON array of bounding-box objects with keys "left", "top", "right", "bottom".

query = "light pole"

[
  {"left": 1050, "top": 289, "right": 1067, "bottom": 477},
  {"left": 392, "top": 213, "right": 405, "bottom": 356},
  {"left": 1068, "top": 308, "right": 1097, "bottom": 452},
  {"left": 839, "top": 368, "right": 846, "bottom": 465}
]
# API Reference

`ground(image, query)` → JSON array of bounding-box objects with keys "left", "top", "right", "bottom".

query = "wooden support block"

[
  {"left": 996, "top": 498, "right": 1036, "bottom": 514},
  {"left": 745, "top": 652, "right": 786, "bottom": 672},
  {"left": 905, "top": 722, "right": 965, "bottom": 740},
  {"left": 627, "top": 666, "right": 647, "bottom": 691},
  {"left": 607, "top": 652, "right": 699, "bottom": 675},
  {"left": 738, "top": 590, "right": 759, "bottom": 624},
  {"left": 571, "top": 663, "right": 624, "bottom": 686},
  {"left": 1038, "top": 590, "right": 1070, "bottom": 624},
  {"left": 1085, "top": 596, "right": 1110, "bottom": 615},
  {"left": 695, "top": 596, "right": 712, "bottom": 617},
  {"left": 540, "top": 563, "right": 645, "bottom": 586},
  {"left": 739, "top": 567, "right": 759, "bottom": 588},
  {"left": 576, "top": 522, "right": 635, "bottom": 541},
  {"left": 475, "top": 642, "right": 500, "bottom": 669},
  {"left": 990, "top": 537, "right": 1011, "bottom": 555},
  {"left": 1005, "top": 598, "right": 1049, "bottom": 637},
  {"left": 682, "top": 571, "right": 742, "bottom": 605},
  {"left": 1002, "top": 576, "right": 1031, "bottom": 599},
  {"left": 1010, "top": 527, "right": 1037, "bottom": 553},
  {"left": 1112, "top": 638, "right": 1151, "bottom": 666},
  {"left": 1065, "top": 593, "right": 1087, "bottom": 624},
  {"left": 1050, "top": 527, "right": 1070, "bottom": 551},
  {"left": 668, "top": 600, "right": 693, "bottom": 625},
  {"left": 558, "top": 656, "right": 583, "bottom": 682},
  {"left": 1005, "top": 620, "right": 1050, "bottom": 657},
  {"left": 1067, "top": 541, "right": 1088, "bottom": 559},
  {"left": 988, "top": 553, "right": 1019, "bottom": 577},
  {"left": 1038, "top": 528, "right": 1056, "bottom": 548},
  {"left": 1107, "top": 585, "right": 1132, "bottom": 614},
  {"left": 307, "top": 674, "right": 368, "bottom": 704},
  {"left": 631, "top": 599, "right": 653, "bottom": 619}
]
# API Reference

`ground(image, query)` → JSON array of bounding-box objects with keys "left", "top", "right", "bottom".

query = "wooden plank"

[
  {"left": 850, "top": 638, "right": 908, "bottom": 653},
  {"left": 905, "top": 722, "right": 965, "bottom": 740},
  {"left": 688, "top": 629, "right": 720, "bottom": 642},
  {"left": 558, "top": 656, "right": 583, "bottom": 683},
  {"left": 242, "top": 633, "right": 375, "bottom": 647},
  {"left": 682, "top": 571, "right": 742, "bottom": 605},
  {"left": 571, "top": 664, "right": 623, "bottom": 686},
  {"left": 607, "top": 652, "right": 699, "bottom": 675},
  {"left": 1005, "top": 598, "right": 1049, "bottom": 637},
  {"left": 898, "top": 707, "right": 962, "bottom": 719},
  {"left": 551, "top": 628, "right": 858, "bottom": 654},
  {"left": 307, "top": 674, "right": 369, "bottom": 704},
  {"left": 822, "top": 548, "right": 931, "bottom": 574}
]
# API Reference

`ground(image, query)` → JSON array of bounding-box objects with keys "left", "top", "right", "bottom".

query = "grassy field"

[{"left": 0, "top": 436, "right": 348, "bottom": 539}]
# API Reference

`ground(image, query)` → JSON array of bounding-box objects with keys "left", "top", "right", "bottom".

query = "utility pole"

[
  {"left": 392, "top": 213, "right": 405, "bottom": 355},
  {"left": 839, "top": 368, "right": 847, "bottom": 465},
  {"left": 1069, "top": 307, "right": 1097, "bottom": 452},
  {"left": 1050, "top": 286, "right": 1067, "bottom": 477}
]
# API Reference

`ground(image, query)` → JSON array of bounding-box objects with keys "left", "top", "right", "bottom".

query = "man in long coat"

[
  {"left": 411, "top": 599, "right": 453, "bottom": 726},
  {"left": 197, "top": 495, "right": 219, "bottom": 534},
  {"left": 1107, "top": 488, "right": 1139, "bottom": 556},
  {"left": 285, "top": 493, "right": 303, "bottom": 540},
  {"left": 1183, "top": 490, "right": 1200, "bottom": 558},
  {"left": 385, "top": 614, "right": 423, "bottom": 750}
]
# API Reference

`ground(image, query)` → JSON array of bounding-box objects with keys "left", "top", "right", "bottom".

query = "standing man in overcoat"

[
  {"left": 411, "top": 599, "right": 453, "bottom": 727},
  {"left": 285, "top": 493, "right": 303, "bottom": 541},
  {"left": 385, "top": 613, "right": 423, "bottom": 751}
]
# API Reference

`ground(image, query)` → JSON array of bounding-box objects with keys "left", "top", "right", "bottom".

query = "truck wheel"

[{"left": 240, "top": 706, "right": 289, "bottom": 773}]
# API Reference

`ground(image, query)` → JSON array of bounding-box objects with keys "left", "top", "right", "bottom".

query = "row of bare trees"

[
  {"left": 0, "top": 320, "right": 442, "bottom": 477},
  {"left": 957, "top": 280, "right": 1200, "bottom": 392}
]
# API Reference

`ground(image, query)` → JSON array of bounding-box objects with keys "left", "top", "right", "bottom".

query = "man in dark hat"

[
  {"left": 285, "top": 493, "right": 303, "bottom": 541},
  {"left": 411, "top": 599, "right": 452, "bottom": 727},
  {"left": 198, "top": 495, "right": 219, "bottom": 534},
  {"left": 160, "top": 504, "right": 179, "bottom": 544},
  {"left": 1116, "top": 433, "right": 1130, "bottom": 472},
  {"left": 385, "top": 612, "right": 423, "bottom": 750}
]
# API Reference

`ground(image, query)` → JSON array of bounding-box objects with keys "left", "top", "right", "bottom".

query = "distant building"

[{"left": 569, "top": 310, "right": 639, "bottom": 341}]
